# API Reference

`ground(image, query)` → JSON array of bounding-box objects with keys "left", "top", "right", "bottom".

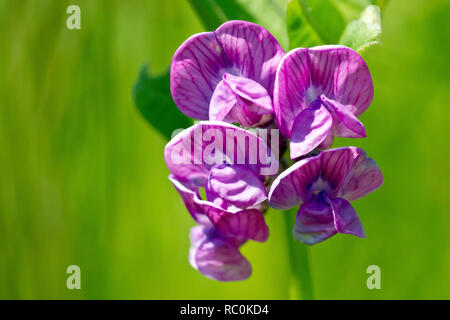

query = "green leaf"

[
  {"left": 187, "top": 0, "right": 255, "bottom": 30},
  {"left": 186, "top": 0, "right": 226, "bottom": 30},
  {"left": 133, "top": 65, "right": 192, "bottom": 140},
  {"left": 286, "top": 0, "right": 347, "bottom": 49},
  {"left": 339, "top": 5, "right": 382, "bottom": 54},
  {"left": 286, "top": 0, "right": 323, "bottom": 48}
]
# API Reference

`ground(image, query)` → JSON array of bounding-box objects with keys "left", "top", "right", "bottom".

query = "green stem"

[{"left": 283, "top": 209, "right": 314, "bottom": 300}]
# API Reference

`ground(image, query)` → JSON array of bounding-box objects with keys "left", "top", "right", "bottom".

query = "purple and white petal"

[
  {"left": 290, "top": 104, "right": 333, "bottom": 159},
  {"left": 268, "top": 155, "right": 321, "bottom": 209},
  {"left": 338, "top": 148, "right": 384, "bottom": 201},
  {"left": 329, "top": 197, "right": 365, "bottom": 238},
  {"left": 171, "top": 32, "right": 227, "bottom": 119},
  {"left": 171, "top": 20, "right": 284, "bottom": 121},
  {"left": 320, "top": 95, "right": 366, "bottom": 138},
  {"left": 293, "top": 194, "right": 337, "bottom": 245},
  {"left": 190, "top": 226, "right": 252, "bottom": 281},
  {"left": 274, "top": 46, "right": 373, "bottom": 138},
  {"left": 164, "top": 121, "right": 276, "bottom": 186},
  {"left": 169, "top": 175, "right": 207, "bottom": 223},
  {"left": 308, "top": 46, "right": 374, "bottom": 117},
  {"left": 273, "top": 48, "right": 311, "bottom": 137},
  {"left": 203, "top": 205, "right": 269, "bottom": 243},
  {"left": 206, "top": 164, "right": 267, "bottom": 210},
  {"left": 215, "top": 20, "right": 285, "bottom": 97}
]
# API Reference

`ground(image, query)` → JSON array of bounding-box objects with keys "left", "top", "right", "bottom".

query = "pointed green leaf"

[
  {"left": 339, "top": 5, "right": 382, "bottom": 54},
  {"left": 133, "top": 65, "right": 191, "bottom": 140}
]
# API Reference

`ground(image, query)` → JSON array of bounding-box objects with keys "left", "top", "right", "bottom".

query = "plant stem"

[{"left": 283, "top": 210, "right": 314, "bottom": 300}]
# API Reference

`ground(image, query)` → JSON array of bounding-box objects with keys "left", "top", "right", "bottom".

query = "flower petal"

[
  {"left": 308, "top": 45, "right": 374, "bottom": 117},
  {"left": 290, "top": 104, "right": 333, "bottom": 159},
  {"left": 268, "top": 155, "right": 321, "bottom": 210},
  {"left": 215, "top": 20, "right": 284, "bottom": 97},
  {"left": 171, "top": 20, "right": 284, "bottom": 121},
  {"left": 223, "top": 73, "right": 273, "bottom": 114},
  {"left": 338, "top": 148, "right": 384, "bottom": 201},
  {"left": 171, "top": 32, "right": 227, "bottom": 119},
  {"left": 293, "top": 194, "right": 337, "bottom": 245},
  {"left": 164, "top": 121, "right": 277, "bottom": 186},
  {"left": 206, "top": 164, "right": 267, "bottom": 210},
  {"left": 273, "top": 46, "right": 373, "bottom": 137},
  {"left": 329, "top": 197, "right": 365, "bottom": 238},
  {"left": 190, "top": 226, "right": 251, "bottom": 281},
  {"left": 203, "top": 205, "right": 269, "bottom": 243},
  {"left": 273, "top": 48, "right": 311, "bottom": 137},
  {"left": 209, "top": 79, "right": 238, "bottom": 122},
  {"left": 320, "top": 95, "right": 366, "bottom": 138}
]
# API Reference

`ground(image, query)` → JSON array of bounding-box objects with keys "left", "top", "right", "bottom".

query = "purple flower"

[
  {"left": 274, "top": 46, "right": 374, "bottom": 159},
  {"left": 170, "top": 20, "right": 285, "bottom": 127},
  {"left": 268, "top": 147, "right": 383, "bottom": 245},
  {"left": 165, "top": 121, "right": 275, "bottom": 281}
]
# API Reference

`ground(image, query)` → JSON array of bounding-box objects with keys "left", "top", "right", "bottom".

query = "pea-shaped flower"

[
  {"left": 171, "top": 20, "right": 285, "bottom": 127},
  {"left": 268, "top": 147, "right": 383, "bottom": 245},
  {"left": 274, "top": 46, "right": 374, "bottom": 158},
  {"left": 165, "top": 121, "right": 276, "bottom": 280}
]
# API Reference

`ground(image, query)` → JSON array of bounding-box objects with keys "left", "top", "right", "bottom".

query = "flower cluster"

[{"left": 165, "top": 21, "right": 383, "bottom": 281}]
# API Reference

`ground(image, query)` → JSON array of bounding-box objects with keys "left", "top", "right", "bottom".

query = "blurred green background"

[{"left": 0, "top": 0, "right": 449, "bottom": 299}]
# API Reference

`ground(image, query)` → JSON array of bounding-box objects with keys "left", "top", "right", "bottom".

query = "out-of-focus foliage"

[
  {"left": 1, "top": 0, "right": 450, "bottom": 299},
  {"left": 133, "top": 66, "right": 191, "bottom": 140},
  {"left": 340, "top": 5, "right": 382, "bottom": 54}
]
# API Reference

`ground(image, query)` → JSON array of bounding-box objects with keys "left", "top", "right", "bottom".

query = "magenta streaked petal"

[
  {"left": 171, "top": 20, "right": 284, "bottom": 122},
  {"left": 338, "top": 148, "right": 384, "bottom": 201},
  {"left": 268, "top": 155, "right": 321, "bottom": 210},
  {"left": 171, "top": 32, "right": 226, "bottom": 119},
  {"left": 215, "top": 20, "right": 285, "bottom": 97},
  {"left": 318, "top": 147, "right": 356, "bottom": 193},
  {"left": 204, "top": 205, "right": 269, "bottom": 243},
  {"left": 320, "top": 95, "right": 366, "bottom": 138},
  {"left": 290, "top": 104, "right": 333, "bottom": 159},
  {"left": 273, "top": 48, "right": 310, "bottom": 137},
  {"left": 189, "top": 226, "right": 251, "bottom": 281},
  {"left": 164, "top": 121, "right": 276, "bottom": 186},
  {"left": 308, "top": 46, "right": 373, "bottom": 117},
  {"left": 329, "top": 197, "right": 365, "bottom": 238},
  {"left": 273, "top": 46, "right": 373, "bottom": 138},
  {"left": 223, "top": 73, "right": 273, "bottom": 114},
  {"left": 293, "top": 194, "right": 337, "bottom": 245},
  {"left": 206, "top": 164, "right": 267, "bottom": 210}
]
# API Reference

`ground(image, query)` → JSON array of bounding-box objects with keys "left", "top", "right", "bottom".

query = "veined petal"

[
  {"left": 290, "top": 104, "right": 333, "bottom": 159},
  {"left": 338, "top": 148, "right": 384, "bottom": 201},
  {"left": 164, "top": 121, "right": 276, "bottom": 186},
  {"left": 308, "top": 46, "right": 374, "bottom": 117},
  {"left": 320, "top": 95, "right": 366, "bottom": 138},
  {"left": 206, "top": 164, "right": 267, "bottom": 210},
  {"left": 189, "top": 226, "right": 251, "bottom": 281},
  {"left": 215, "top": 20, "right": 285, "bottom": 97},
  {"left": 274, "top": 48, "right": 311, "bottom": 137},
  {"left": 268, "top": 155, "right": 321, "bottom": 210},
  {"left": 171, "top": 20, "right": 284, "bottom": 121},
  {"left": 203, "top": 205, "right": 269, "bottom": 243},
  {"left": 209, "top": 80, "right": 238, "bottom": 122},
  {"left": 329, "top": 197, "right": 365, "bottom": 238},
  {"left": 293, "top": 194, "right": 337, "bottom": 245},
  {"left": 273, "top": 46, "right": 373, "bottom": 137},
  {"left": 171, "top": 32, "right": 227, "bottom": 119}
]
